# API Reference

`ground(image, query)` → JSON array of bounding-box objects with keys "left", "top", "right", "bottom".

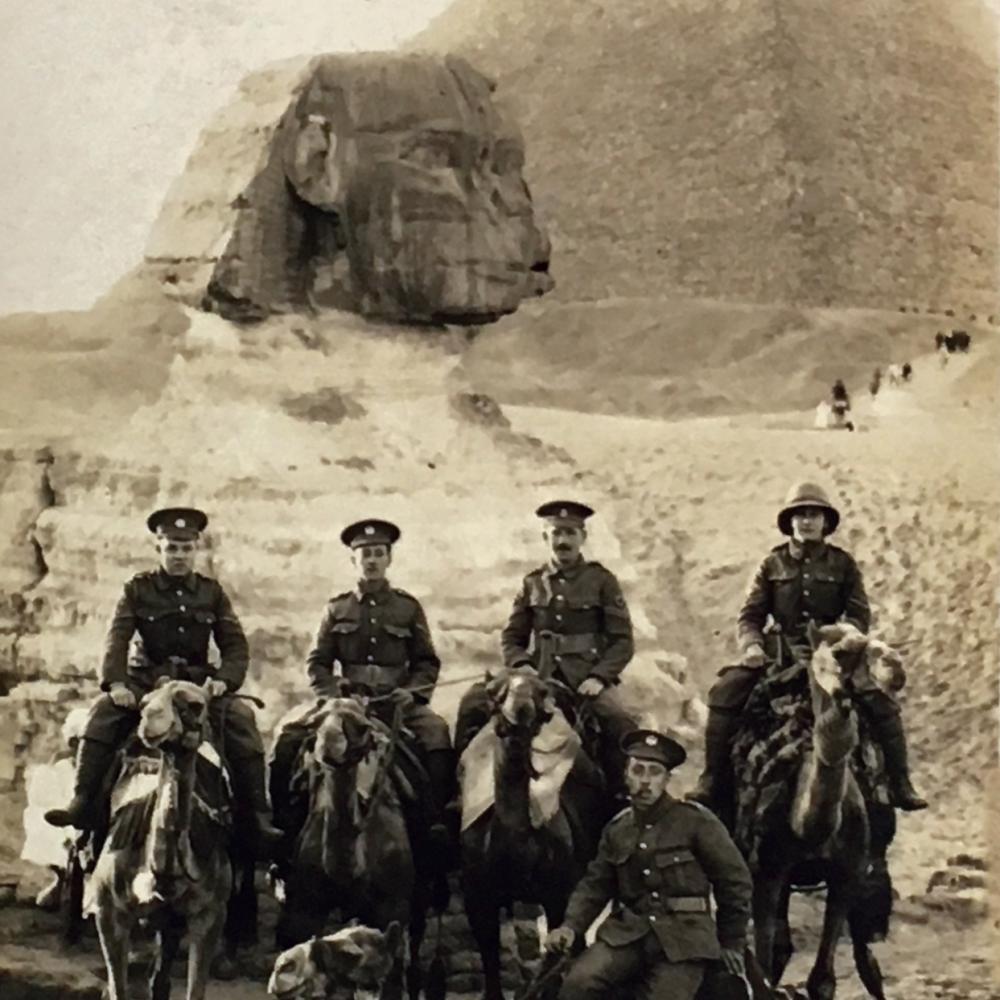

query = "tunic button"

[
  {"left": 802, "top": 611, "right": 809, "bottom": 617},
  {"left": 643, "top": 868, "right": 651, "bottom": 876},
  {"left": 639, "top": 842, "right": 647, "bottom": 849},
  {"left": 652, "top": 891, "right": 660, "bottom": 899},
  {"left": 553, "top": 655, "right": 562, "bottom": 663},
  {"left": 367, "top": 655, "right": 374, "bottom": 663},
  {"left": 176, "top": 590, "right": 183, "bottom": 597},
  {"left": 370, "top": 637, "right": 377, "bottom": 644},
  {"left": 179, "top": 605, "right": 186, "bottom": 612},
  {"left": 555, "top": 614, "right": 563, "bottom": 622},
  {"left": 803, "top": 589, "right": 810, "bottom": 596},
  {"left": 178, "top": 626, "right": 185, "bottom": 633},
  {"left": 556, "top": 595, "right": 565, "bottom": 601},
  {"left": 371, "top": 618, "right": 378, "bottom": 625},
  {"left": 649, "top": 915, "right": 657, "bottom": 923}
]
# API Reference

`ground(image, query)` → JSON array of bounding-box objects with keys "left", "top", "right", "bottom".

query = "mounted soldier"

[
  {"left": 691, "top": 482, "right": 927, "bottom": 812},
  {"left": 269, "top": 518, "right": 455, "bottom": 852},
  {"left": 544, "top": 729, "right": 752, "bottom": 1000},
  {"left": 44, "top": 507, "right": 281, "bottom": 847},
  {"left": 454, "top": 500, "right": 638, "bottom": 803}
]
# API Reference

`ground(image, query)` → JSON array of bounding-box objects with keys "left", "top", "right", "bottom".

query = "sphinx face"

[{"left": 283, "top": 54, "right": 553, "bottom": 325}]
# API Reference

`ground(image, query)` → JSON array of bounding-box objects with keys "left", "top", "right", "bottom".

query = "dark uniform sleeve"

[
  {"left": 841, "top": 556, "right": 871, "bottom": 633},
  {"left": 591, "top": 571, "right": 634, "bottom": 684},
  {"left": 100, "top": 580, "right": 139, "bottom": 690},
  {"left": 306, "top": 605, "right": 339, "bottom": 696},
  {"left": 690, "top": 808, "right": 752, "bottom": 951},
  {"left": 736, "top": 558, "right": 770, "bottom": 653},
  {"left": 405, "top": 599, "right": 441, "bottom": 700},
  {"left": 500, "top": 577, "right": 533, "bottom": 669},
  {"left": 563, "top": 823, "right": 619, "bottom": 936},
  {"left": 212, "top": 585, "right": 250, "bottom": 691}
]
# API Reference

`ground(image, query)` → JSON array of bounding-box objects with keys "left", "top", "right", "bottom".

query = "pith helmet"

[{"left": 777, "top": 482, "right": 840, "bottom": 536}]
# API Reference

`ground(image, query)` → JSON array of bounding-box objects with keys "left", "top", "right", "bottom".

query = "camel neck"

[{"left": 493, "top": 722, "right": 535, "bottom": 833}]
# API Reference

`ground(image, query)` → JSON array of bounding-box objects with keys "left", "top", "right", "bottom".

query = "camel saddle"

[{"left": 458, "top": 707, "right": 581, "bottom": 832}]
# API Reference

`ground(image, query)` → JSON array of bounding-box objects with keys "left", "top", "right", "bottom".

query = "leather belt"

[
  {"left": 535, "top": 631, "right": 600, "bottom": 655},
  {"left": 662, "top": 896, "right": 710, "bottom": 914}
]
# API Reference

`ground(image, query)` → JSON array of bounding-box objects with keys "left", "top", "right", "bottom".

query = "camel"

[
  {"left": 461, "top": 668, "right": 612, "bottom": 1000},
  {"left": 91, "top": 679, "right": 232, "bottom": 1000},
  {"left": 743, "top": 623, "right": 899, "bottom": 1000},
  {"left": 276, "top": 695, "right": 429, "bottom": 1000}
]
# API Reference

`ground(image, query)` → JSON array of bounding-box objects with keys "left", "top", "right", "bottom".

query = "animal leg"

[
  {"left": 95, "top": 899, "right": 132, "bottom": 1000},
  {"left": 149, "top": 913, "right": 184, "bottom": 1000},
  {"left": 466, "top": 891, "right": 505, "bottom": 1000},
  {"left": 807, "top": 877, "right": 851, "bottom": 1000},
  {"left": 752, "top": 871, "right": 788, "bottom": 988},
  {"left": 406, "top": 906, "right": 427, "bottom": 1000},
  {"left": 773, "top": 879, "right": 795, "bottom": 983},
  {"left": 849, "top": 909, "right": 886, "bottom": 1000},
  {"left": 186, "top": 903, "right": 227, "bottom": 1000}
]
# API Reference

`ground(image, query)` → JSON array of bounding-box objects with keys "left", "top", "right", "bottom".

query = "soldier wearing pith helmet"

[
  {"left": 691, "top": 481, "right": 926, "bottom": 812},
  {"left": 545, "top": 728, "right": 752, "bottom": 1000},
  {"left": 45, "top": 507, "right": 281, "bottom": 848},
  {"left": 454, "top": 500, "right": 638, "bottom": 803},
  {"left": 269, "top": 518, "right": 454, "bottom": 848}
]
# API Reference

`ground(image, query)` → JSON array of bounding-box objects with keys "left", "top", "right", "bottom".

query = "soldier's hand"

[
  {"left": 577, "top": 677, "right": 606, "bottom": 698},
  {"left": 742, "top": 644, "right": 766, "bottom": 668},
  {"left": 386, "top": 688, "right": 415, "bottom": 710},
  {"left": 204, "top": 679, "right": 229, "bottom": 699},
  {"left": 108, "top": 684, "right": 137, "bottom": 710},
  {"left": 720, "top": 947, "right": 745, "bottom": 977},
  {"left": 544, "top": 926, "right": 576, "bottom": 954}
]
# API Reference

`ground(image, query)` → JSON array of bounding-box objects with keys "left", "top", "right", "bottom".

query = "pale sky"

[{"left": 0, "top": 1, "right": 453, "bottom": 315}]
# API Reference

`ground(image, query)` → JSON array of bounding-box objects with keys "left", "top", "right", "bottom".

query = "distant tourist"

[{"left": 870, "top": 368, "right": 882, "bottom": 398}]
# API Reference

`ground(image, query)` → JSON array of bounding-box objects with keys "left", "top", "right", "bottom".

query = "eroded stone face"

[{"left": 208, "top": 53, "right": 552, "bottom": 325}]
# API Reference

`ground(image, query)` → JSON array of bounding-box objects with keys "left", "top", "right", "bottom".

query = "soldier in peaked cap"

[
  {"left": 454, "top": 500, "right": 638, "bottom": 803},
  {"left": 45, "top": 507, "right": 282, "bottom": 848},
  {"left": 544, "top": 728, "right": 752, "bottom": 1000},
  {"left": 690, "top": 481, "right": 926, "bottom": 812},
  {"left": 269, "top": 518, "right": 455, "bottom": 849}
]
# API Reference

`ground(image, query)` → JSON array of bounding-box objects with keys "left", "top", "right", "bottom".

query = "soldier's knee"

[
  {"left": 415, "top": 709, "right": 452, "bottom": 752},
  {"left": 559, "top": 962, "right": 603, "bottom": 1000},
  {"left": 458, "top": 682, "right": 489, "bottom": 713},
  {"left": 707, "top": 667, "right": 759, "bottom": 710}
]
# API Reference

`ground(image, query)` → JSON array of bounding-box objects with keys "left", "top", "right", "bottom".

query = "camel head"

[
  {"left": 486, "top": 666, "right": 556, "bottom": 738},
  {"left": 806, "top": 622, "right": 871, "bottom": 699},
  {"left": 314, "top": 698, "right": 377, "bottom": 769},
  {"left": 138, "top": 679, "right": 210, "bottom": 751},
  {"left": 268, "top": 921, "right": 402, "bottom": 1000}
]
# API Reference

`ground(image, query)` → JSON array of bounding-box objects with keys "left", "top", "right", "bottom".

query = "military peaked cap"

[
  {"left": 341, "top": 518, "right": 401, "bottom": 549},
  {"left": 536, "top": 500, "right": 595, "bottom": 526},
  {"left": 146, "top": 507, "right": 208, "bottom": 540},
  {"left": 621, "top": 728, "right": 687, "bottom": 770}
]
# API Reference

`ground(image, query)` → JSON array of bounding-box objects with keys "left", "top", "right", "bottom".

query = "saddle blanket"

[
  {"left": 459, "top": 709, "right": 581, "bottom": 831},
  {"left": 110, "top": 741, "right": 227, "bottom": 814}
]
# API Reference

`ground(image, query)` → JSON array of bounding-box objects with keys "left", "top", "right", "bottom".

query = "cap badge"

[
  {"left": 175, "top": 518, "right": 186, "bottom": 528},
  {"left": 645, "top": 734, "right": 658, "bottom": 747},
  {"left": 559, "top": 508, "right": 568, "bottom": 517},
  {"left": 364, "top": 525, "right": 375, "bottom": 535}
]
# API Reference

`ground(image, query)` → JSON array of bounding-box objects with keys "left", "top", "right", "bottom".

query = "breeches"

[
  {"left": 402, "top": 702, "right": 453, "bottom": 752},
  {"left": 559, "top": 935, "right": 705, "bottom": 1000},
  {"left": 84, "top": 690, "right": 264, "bottom": 760}
]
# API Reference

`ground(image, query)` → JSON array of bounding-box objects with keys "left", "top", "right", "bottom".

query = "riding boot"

[
  {"left": 687, "top": 707, "right": 739, "bottom": 809},
  {"left": 230, "top": 754, "right": 284, "bottom": 848},
  {"left": 268, "top": 730, "right": 303, "bottom": 832},
  {"left": 866, "top": 706, "right": 927, "bottom": 811},
  {"left": 44, "top": 738, "right": 117, "bottom": 829}
]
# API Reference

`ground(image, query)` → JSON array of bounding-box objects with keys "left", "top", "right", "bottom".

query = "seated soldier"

[
  {"left": 545, "top": 729, "right": 752, "bottom": 1000},
  {"left": 691, "top": 482, "right": 927, "bottom": 812},
  {"left": 44, "top": 507, "right": 281, "bottom": 846},
  {"left": 269, "top": 519, "right": 455, "bottom": 850},
  {"left": 454, "top": 501, "right": 637, "bottom": 803}
]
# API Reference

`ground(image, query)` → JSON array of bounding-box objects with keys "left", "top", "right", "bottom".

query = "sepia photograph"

[{"left": 0, "top": 2, "right": 997, "bottom": 999}]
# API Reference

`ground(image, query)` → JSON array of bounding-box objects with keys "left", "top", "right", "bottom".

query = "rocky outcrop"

[
  {"left": 415, "top": 0, "right": 998, "bottom": 311},
  {"left": 145, "top": 53, "right": 552, "bottom": 326}
]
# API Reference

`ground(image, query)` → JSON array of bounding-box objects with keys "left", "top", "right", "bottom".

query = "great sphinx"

[{"left": 146, "top": 52, "right": 553, "bottom": 325}]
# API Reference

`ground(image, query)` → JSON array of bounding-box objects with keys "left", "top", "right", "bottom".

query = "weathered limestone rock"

[{"left": 146, "top": 53, "right": 553, "bottom": 325}]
